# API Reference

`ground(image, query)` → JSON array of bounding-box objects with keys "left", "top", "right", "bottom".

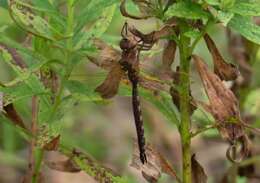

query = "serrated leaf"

[
  {"left": 74, "top": 5, "right": 116, "bottom": 50},
  {"left": 230, "top": 0, "right": 260, "bottom": 16},
  {"left": 228, "top": 15, "right": 260, "bottom": 45},
  {"left": 165, "top": 2, "right": 210, "bottom": 20}
]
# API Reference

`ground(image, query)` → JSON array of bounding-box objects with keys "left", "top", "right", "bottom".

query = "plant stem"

[
  {"left": 178, "top": 23, "right": 192, "bottom": 183},
  {"left": 48, "top": 2, "right": 75, "bottom": 122},
  {"left": 30, "top": 96, "right": 40, "bottom": 183}
]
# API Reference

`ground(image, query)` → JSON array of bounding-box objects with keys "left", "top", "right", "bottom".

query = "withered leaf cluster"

[{"left": 193, "top": 54, "right": 250, "bottom": 161}]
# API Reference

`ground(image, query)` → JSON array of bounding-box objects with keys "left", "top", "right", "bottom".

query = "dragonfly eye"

[{"left": 120, "top": 38, "right": 132, "bottom": 50}]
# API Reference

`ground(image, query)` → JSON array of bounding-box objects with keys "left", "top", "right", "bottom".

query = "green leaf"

[
  {"left": 65, "top": 80, "right": 103, "bottom": 102},
  {"left": 119, "top": 85, "right": 180, "bottom": 126},
  {"left": 0, "top": 43, "right": 50, "bottom": 87},
  {"left": 244, "top": 89, "right": 260, "bottom": 116},
  {"left": 220, "top": 0, "right": 236, "bottom": 10},
  {"left": 228, "top": 15, "right": 260, "bottom": 45},
  {"left": 165, "top": 2, "right": 210, "bottom": 20},
  {"left": 32, "top": 0, "right": 67, "bottom": 32},
  {"left": 230, "top": 0, "right": 260, "bottom": 16},
  {"left": 0, "top": 43, "right": 51, "bottom": 109},
  {"left": 184, "top": 29, "right": 201, "bottom": 39},
  {"left": 0, "top": 82, "right": 49, "bottom": 106},
  {"left": 74, "top": 5, "right": 116, "bottom": 50},
  {"left": 9, "top": 1, "right": 65, "bottom": 40},
  {"left": 216, "top": 10, "right": 234, "bottom": 26},
  {"left": 204, "top": 0, "right": 220, "bottom": 6},
  {"left": 75, "top": 0, "right": 119, "bottom": 33}
]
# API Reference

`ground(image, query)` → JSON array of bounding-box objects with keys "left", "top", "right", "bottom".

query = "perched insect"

[{"left": 95, "top": 23, "right": 154, "bottom": 164}]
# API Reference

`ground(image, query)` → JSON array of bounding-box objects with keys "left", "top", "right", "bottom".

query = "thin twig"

[{"left": 191, "top": 124, "right": 217, "bottom": 138}]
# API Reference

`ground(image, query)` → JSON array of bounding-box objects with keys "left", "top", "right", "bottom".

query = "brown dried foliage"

[
  {"left": 3, "top": 103, "right": 27, "bottom": 129},
  {"left": 193, "top": 55, "right": 251, "bottom": 162},
  {"left": 0, "top": 42, "right": 27, "bottom": 68},
  {"left": 43, "top": 135, "right": 60, "bottom": 151},
  {"left": 191, "top": 154, "right": 207, "bottom": 183},
  {"left": 204, "top": 34, "right": 239, "bottom": 81},
  {"left": 193, "top": 54, "right": 245, "bottom": 142}
]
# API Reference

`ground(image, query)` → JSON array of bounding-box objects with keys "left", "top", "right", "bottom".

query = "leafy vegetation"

[{"left": 0, "top": 0, "right": 259, "bottom": 183}]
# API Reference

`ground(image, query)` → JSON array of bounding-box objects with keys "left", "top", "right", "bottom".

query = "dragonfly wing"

[
  {"left": 93, "top": 39, "right": 121, "bottom": 70},
  {"left": 95, "top": 64, "right": 124, "bottom": 99}
]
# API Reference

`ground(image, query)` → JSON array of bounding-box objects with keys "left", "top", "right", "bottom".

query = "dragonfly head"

[{"left": 120, "top": 38, "right": 136, "bottom": 50}]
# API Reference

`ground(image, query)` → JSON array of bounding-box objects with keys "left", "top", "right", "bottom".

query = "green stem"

[
  {"left": 178, "top": 22, "right": 192, "bottom": 183},
  {"left": 48, "top": 2, "right": 74, "bottom": 122}
]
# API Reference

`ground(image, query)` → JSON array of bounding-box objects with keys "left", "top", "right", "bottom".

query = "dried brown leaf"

[
  {"left": 191, "top": 154, "right": 207, "bottom": 183},
  {"left": 204, "top": 34, "right": 239, "bottom": 81},
  {"left": 130, "top": 141, "right": 180, "bottom": 183},
  {"left": 162, "top": 40, "right": 177, "bottom": 71},
  {"left": 3, "top": 103, "right": 27, "bottom": 129},
  {"left": 0, "top": 43, "right": 27, "bottom": 69},
  {"left": 40, "top": 69, "right": 59, "bottom": 102},
  {"left": 193, "top": 54, "right": 244, "bottom": 142},
  {"left": 95, "top": 64, "right": 124, "bottom": 99},
  {"left": 46, "top": 158, "right": 81, "bottom": 173},
  {"left": 43, "top": 135, "right": 60, "bottom": 151}
]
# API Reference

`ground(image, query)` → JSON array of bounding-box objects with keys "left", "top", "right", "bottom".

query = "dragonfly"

[
  {"left": 69, "top": 22, "right": 177, "bottom": 163},
  {"left": 95, "top": 23, "right": 156, "bottom": 164}
]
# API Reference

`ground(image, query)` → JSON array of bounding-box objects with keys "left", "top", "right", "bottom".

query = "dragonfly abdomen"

[{"left": 131, "top": 79, "right": 147, "bottom": 164}]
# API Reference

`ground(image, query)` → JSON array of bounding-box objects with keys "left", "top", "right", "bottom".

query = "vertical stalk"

[
  {"left": 178, "top": 24, "right": 192, "bottom": 183},
  {"left": 48, "top": 1, "right": 74, "bottom": 122},
  {"left": 30, "top": 96, "right": 40, "bottom": 183}
]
